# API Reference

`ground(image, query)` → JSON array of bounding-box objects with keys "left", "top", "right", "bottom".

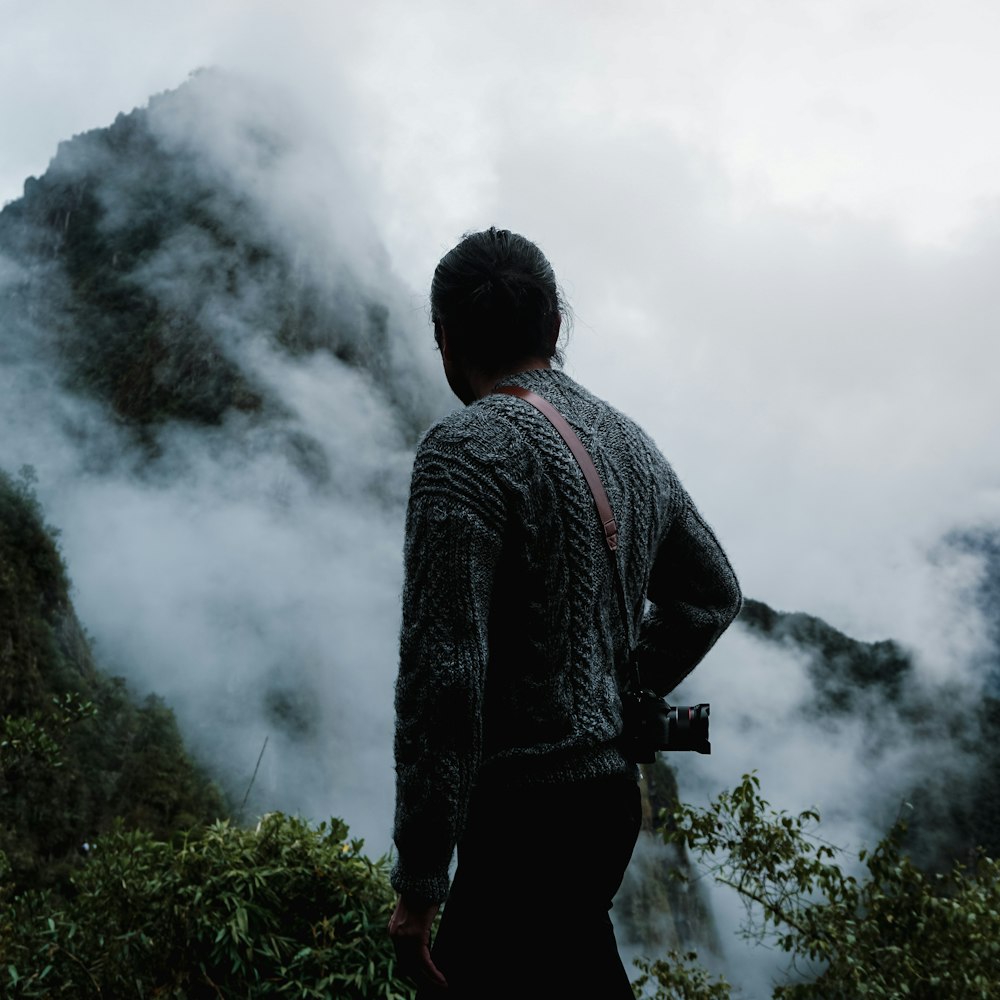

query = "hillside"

[
  {"left": 0, "top": 466, "right": 225, "bottom": 890},
  {"left": 740, "top": 594, "right": 1000, "bottom": 867},
  {"left": 0, "top": 69, "right": 444, "bottom": 464},
  {"left": 0, "top": 70, "right": 444, "bottom": 827}
]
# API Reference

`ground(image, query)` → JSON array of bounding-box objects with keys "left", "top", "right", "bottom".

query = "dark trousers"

[{"left": 418, "top": 773, "right": 642, "bottom": 1000}]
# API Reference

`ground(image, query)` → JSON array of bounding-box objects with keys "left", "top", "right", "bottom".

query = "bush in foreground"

[
  {"left": 635, "top": 772, "right": 1000, "bottom": 999},
  {"left": 1, "top": 813, "right": 412, "bottom": 999}
]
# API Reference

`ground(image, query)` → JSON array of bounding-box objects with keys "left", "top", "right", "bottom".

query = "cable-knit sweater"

[{"left": 391, "top": 368, "right": 741, "bottom": 903}]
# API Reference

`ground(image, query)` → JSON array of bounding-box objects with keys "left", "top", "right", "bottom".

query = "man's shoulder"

[
  {"left": 575, "top": 385, "right": 673, "bottom": 474},
  {"left": 414, "top": 374, "right": 673, "bottom": 482},
  {"left": 415, "top": 398, "right": 526, "bottom": 468}
]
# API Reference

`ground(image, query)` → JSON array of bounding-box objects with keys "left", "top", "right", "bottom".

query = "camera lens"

[{"left": 668, "top": 703, "right": 711, "bottom": 754}]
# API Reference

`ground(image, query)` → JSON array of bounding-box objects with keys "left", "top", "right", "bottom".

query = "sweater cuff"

[{"left": 389, "top": 862, "right": 450, "bottom": 906}]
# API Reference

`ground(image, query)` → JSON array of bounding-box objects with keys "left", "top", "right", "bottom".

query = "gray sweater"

[{"left": 391, "top": 368, "right": 741, "bottom": 903}]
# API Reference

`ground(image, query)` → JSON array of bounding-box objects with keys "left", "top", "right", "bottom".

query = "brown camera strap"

[
  {"left": 492, "top": 385, "right": 619, "bottom": 552},
  {"left": 492, "top": 384, "right": 639, "bottom": 688}
]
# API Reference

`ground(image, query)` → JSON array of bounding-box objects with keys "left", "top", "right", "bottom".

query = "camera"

[{"left": 621, "top": 688, "right": 711, "bottom": 763}]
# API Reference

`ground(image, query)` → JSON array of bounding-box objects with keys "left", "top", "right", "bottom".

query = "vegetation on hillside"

[
  {"left": 739, "top": 598, "right": 911, "bottom": 710},
  {"left": 635, "top": 772, "right": 1000, "bottom": 999},
  {"left": 5, "top": 459, "right": 1000, "bottom": 997},
  {"left": 738, "top": 597, "right": 1000, "bottom": 868},
  {"left": 0, "top": 73, "right": 435, "bottom": 446},
  {"left": 0, "top": 466, "right": 226, "bottom": 892},
  {"left": 0, "top": 466, "right": 416, "bottom": 996},
  {"left": 0, "top": 813, "right": 411, "bottom": 999}
]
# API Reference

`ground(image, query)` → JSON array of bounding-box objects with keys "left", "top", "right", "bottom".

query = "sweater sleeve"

[
  {"left": 390, "top": 422, "right": 507, "bottom": 903},
  {"left": 634, "top": 482, "right": 742, "bottom": 697}
]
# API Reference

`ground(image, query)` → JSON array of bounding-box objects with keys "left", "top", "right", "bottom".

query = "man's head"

[{"left": 430, "top": 228, "right": 565, "bottom": 377}]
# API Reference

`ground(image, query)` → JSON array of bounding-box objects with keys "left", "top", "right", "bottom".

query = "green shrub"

[
  {"left": 636, "top": 773, "right": 1000, "bottom": 999},
  {"left": 0, "top": 813, "right": 413, "bottom": 999}
]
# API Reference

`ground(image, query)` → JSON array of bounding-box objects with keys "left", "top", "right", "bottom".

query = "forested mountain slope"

[{"left": 0, "top": 467, "right": 224, "bottom": 891}]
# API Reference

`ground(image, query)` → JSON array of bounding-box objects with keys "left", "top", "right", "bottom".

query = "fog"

[
  {"left": 0, "top": 70, "right": 451, "bottom": 844},
  {"left": 2, "top": 3, "right": 999, "bottom": 994}
]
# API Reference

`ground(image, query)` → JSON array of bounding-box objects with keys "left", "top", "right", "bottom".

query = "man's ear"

[
  {"left": 548, "top": 314, "right": 562, "bottom": 355},
  {"left": 436, "top": 322, "right": 451, "bottom": 361}
]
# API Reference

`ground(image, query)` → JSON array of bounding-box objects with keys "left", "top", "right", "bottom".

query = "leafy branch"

[
  {"left": 0, "top": 693, "right": 97, "bottom": 775},
  {"left": 635, "top": 772, "right": 1000, "bottom": 999}
]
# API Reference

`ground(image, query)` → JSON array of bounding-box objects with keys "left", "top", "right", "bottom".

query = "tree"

[
  {"left": 635, "top": 773, "right": 1000, "bottom": 999},
  {"left": 0, "top": 693, "right": 96, "bottom": 775}
]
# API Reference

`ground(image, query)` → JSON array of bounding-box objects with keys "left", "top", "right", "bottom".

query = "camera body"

[{"left": 621, "top": 688, "right": 711, "bottom": 763}]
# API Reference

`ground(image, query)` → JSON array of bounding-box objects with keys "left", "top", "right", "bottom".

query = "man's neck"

[{"left": 466, "top": 358, "right": 552, "bottom": 402}]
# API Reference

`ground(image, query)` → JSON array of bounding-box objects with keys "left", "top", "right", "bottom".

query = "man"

[{"left": 388, "top": 228, "right": 741, "bottom": 998}]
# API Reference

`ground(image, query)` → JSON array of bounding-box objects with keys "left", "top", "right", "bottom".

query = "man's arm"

[
  {"left": 634, "top": 483, "right": 742, "bottom": 696},
  {"left": 390, "top": 421, "right": 507, "bottom": 904}
]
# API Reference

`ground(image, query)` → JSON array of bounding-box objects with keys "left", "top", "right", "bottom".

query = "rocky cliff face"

[{"left": 0, "top": 69, "right": 444, "bottom": 470}]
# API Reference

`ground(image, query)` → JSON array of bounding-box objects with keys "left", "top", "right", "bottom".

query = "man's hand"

[{"left": 388, "top": 895, "right": 447, "bottom": 991}]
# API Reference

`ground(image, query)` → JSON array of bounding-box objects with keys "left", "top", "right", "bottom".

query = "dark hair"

[{"left": 430, "top": 227, "right": 566, "bottom": 371}]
